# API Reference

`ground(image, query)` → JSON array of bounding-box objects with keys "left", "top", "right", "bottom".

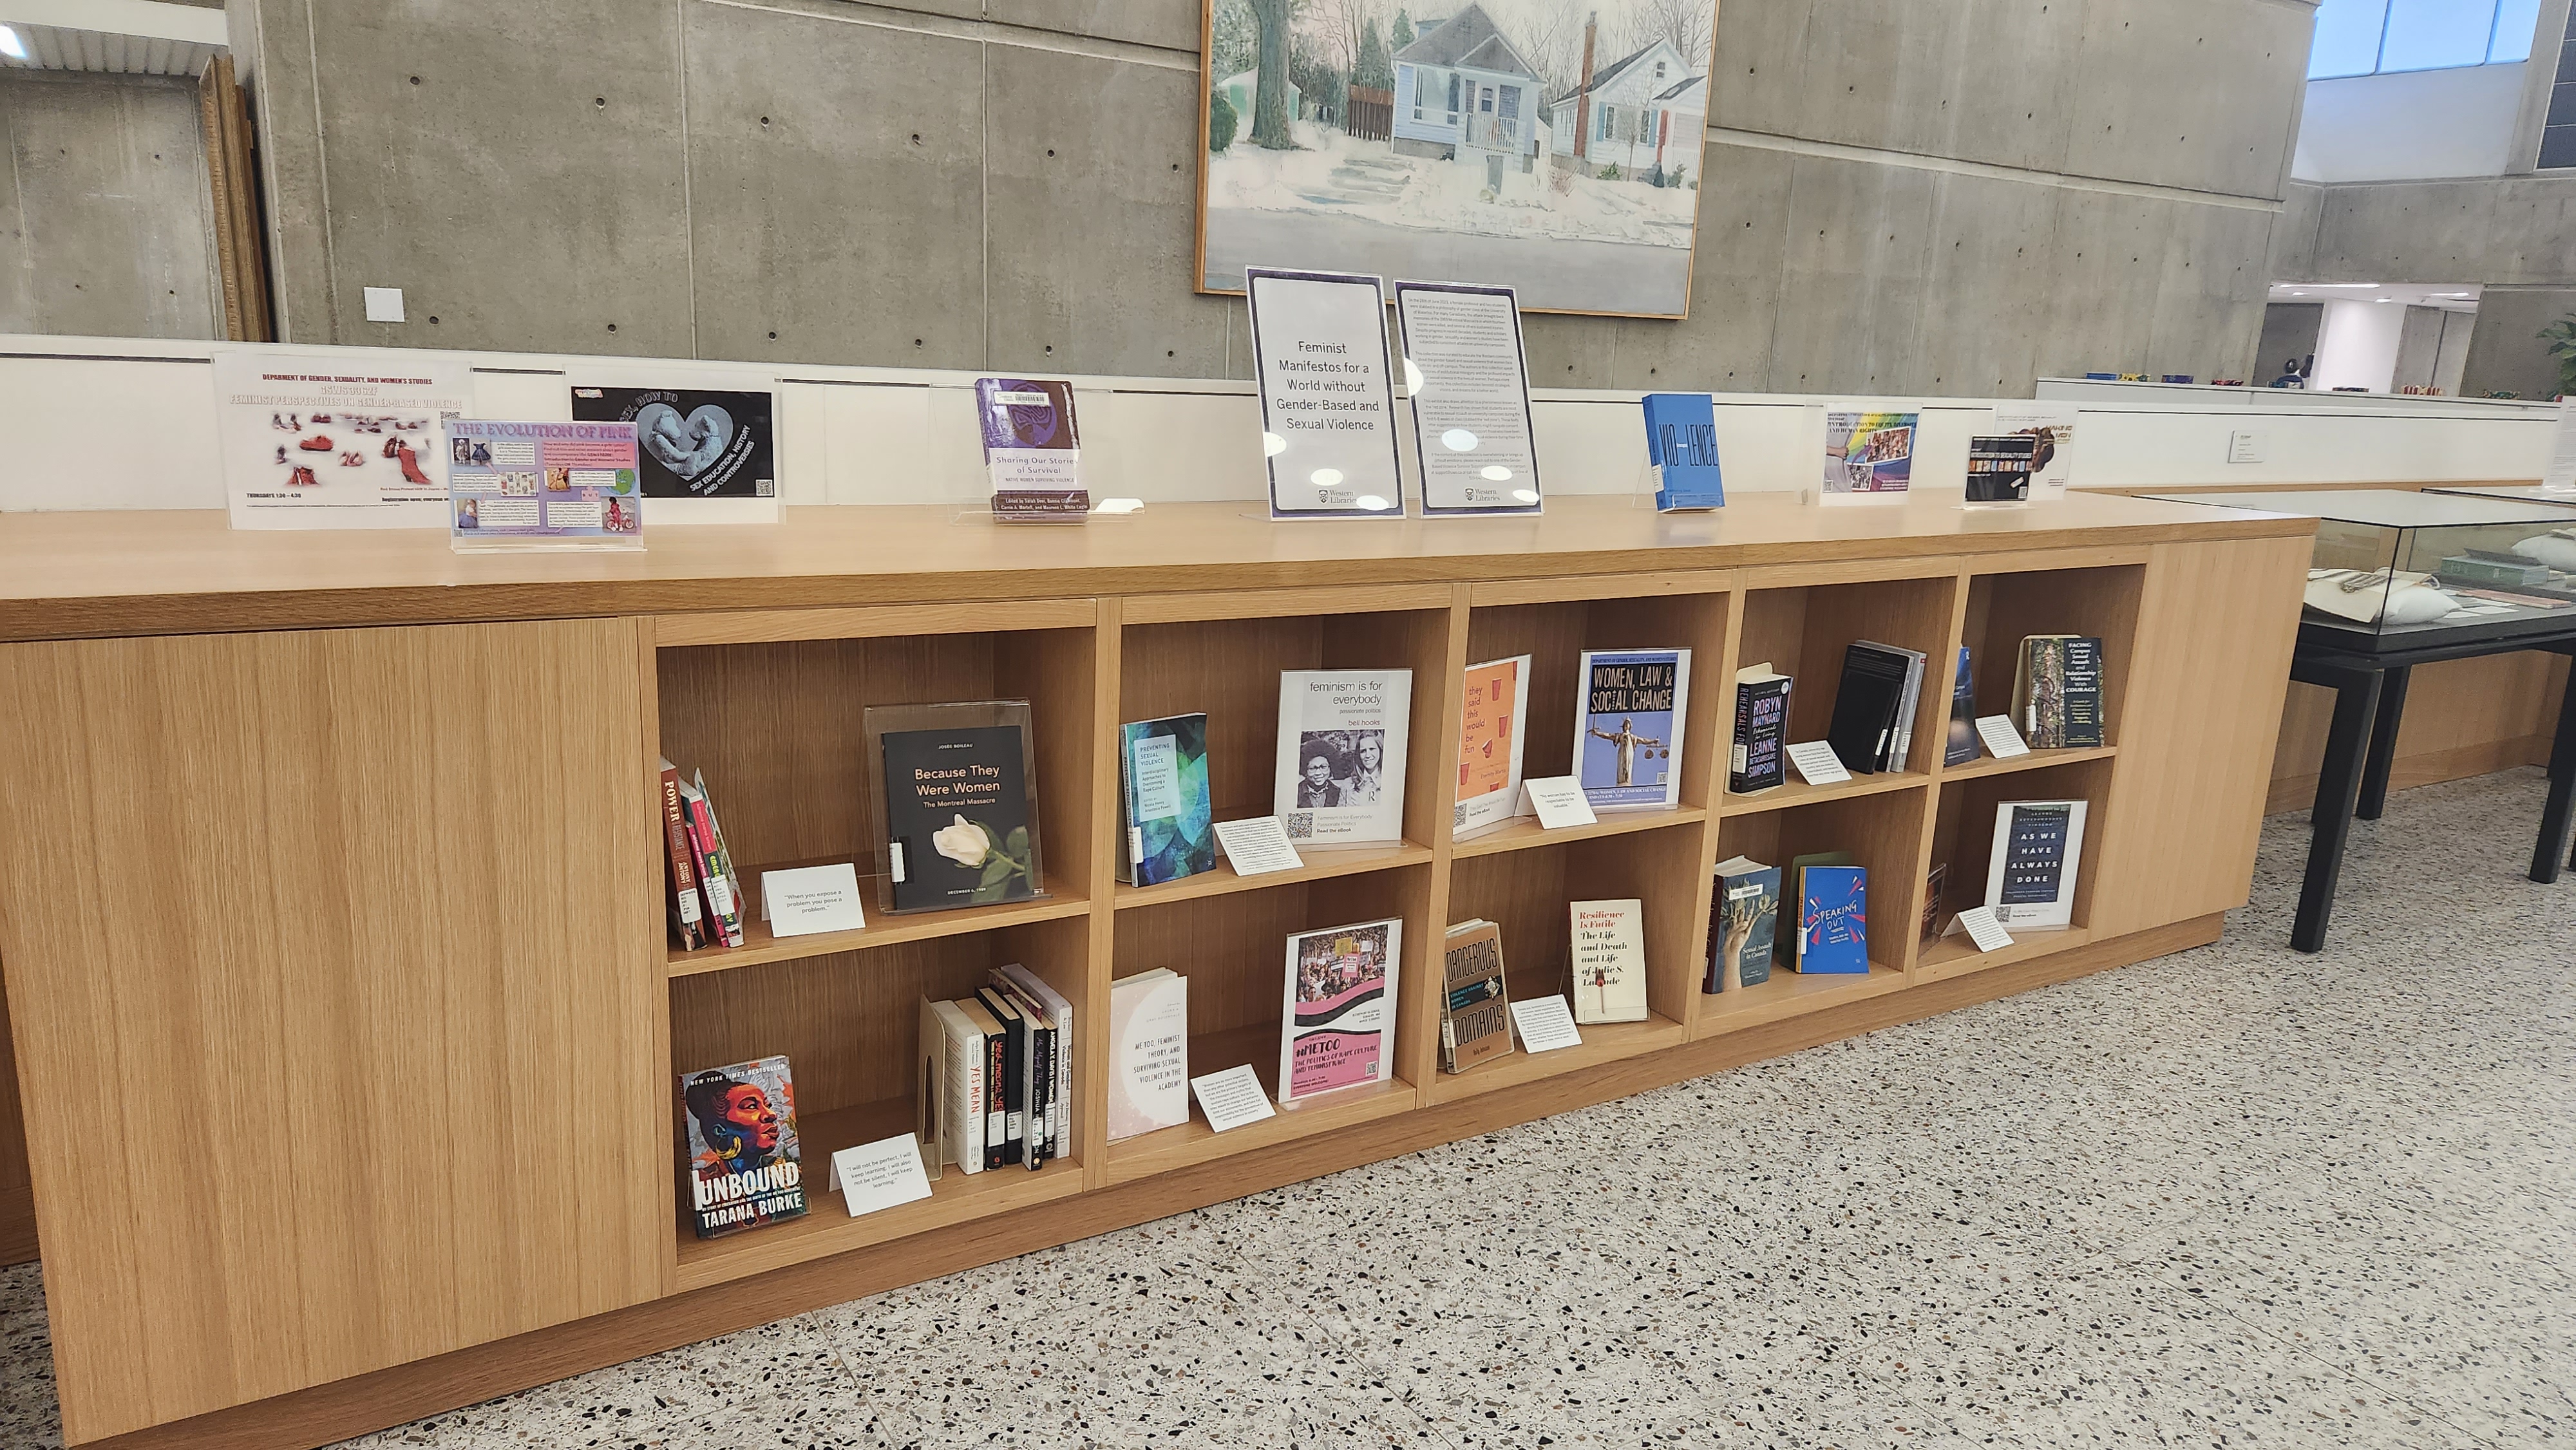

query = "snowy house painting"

[
  {"left": 1391, "top": 5, "right": 1545, "bottom": 175},
  {"left": 1546, "top": 38, "right": 1705, "bottom": 180},
  {"left": 1217, "top": 67, "right": 1299, "bottom": 133}
]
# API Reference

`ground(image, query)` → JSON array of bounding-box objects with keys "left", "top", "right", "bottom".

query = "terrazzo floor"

[{"left": 3, "top": 769, "right": 2570, "bottom": 1448}]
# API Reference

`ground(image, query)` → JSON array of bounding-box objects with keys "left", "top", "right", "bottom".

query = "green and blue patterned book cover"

[{"left": 1120, "top": 713, "right": 1215, "bottom": 886}]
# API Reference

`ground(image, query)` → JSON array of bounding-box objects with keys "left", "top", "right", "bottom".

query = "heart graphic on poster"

[{"left": 634, "top": 402, "right": 735, "bottom": 481}]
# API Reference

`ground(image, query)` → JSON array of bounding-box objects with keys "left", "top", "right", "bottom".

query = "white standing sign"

[
  {"left": 214, "top": 346, "right": 473, "bottom": 529},
  {"left": 1245, "top": 267, "right": 1405, "bottom": 519},
  {"left": 1394, "top": 280, "right": 1540, "bottom": 515}
]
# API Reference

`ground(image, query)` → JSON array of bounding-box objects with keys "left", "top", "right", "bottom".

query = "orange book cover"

[{"left": 1454, "top": 654, "right": 1531, "bottom": 835}]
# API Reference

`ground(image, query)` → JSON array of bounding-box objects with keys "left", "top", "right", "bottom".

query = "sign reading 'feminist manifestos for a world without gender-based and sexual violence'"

[{"left": 1245, "top": 267, "right": 1405, "bottom": 520}]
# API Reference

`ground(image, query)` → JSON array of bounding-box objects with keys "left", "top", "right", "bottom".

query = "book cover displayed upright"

[
  {"left": 1821, "top": 411, "right": 1916, "bottom": 504},
  {"left": 1824, "top": 643, "right": 1913, "bottom": 775},
  {"left": 1280, "top": 918, "right": 1401, "bottom": 1102},
  {"left": 680, "top": 1054, "right": 808, "bottom": 1239},
  {"left": 1986, "top": 799, "right": 2088, "bottom": 929},
  {"left": 1964, "top": 434, "right": 2038, "bottom": 504},
  {"left": 1729, "top": 663, "right": 1792, "bottom": 795},
  {"left": 1274, "top": 670, "right": 1412, "bottom": 846},
  {"left": 2013, "top": 636, "right": 2105, "bottom": 749},
  {"left": 1640, "top": 393, "right": 1724, "bottom": 510},
  {"left": 1569, "top": 899, "right": 1648, "bottom": 1024},
  {"left": 1797, "top": 866, "right": 1870, "bottom": 975},
  {"left": 877, "top": 715, "right": 1039, "bottom": 912},
  {"left": 1944, "top": 647, "right": 1978, "bottom": 766},
  {"left": 1119, "top": 713, "right": 1215, "bottom": 886},
  {"left": 1454, "top": 655, "right": 1533, "bottom": 836},
  {"left": 974, "top": 377, "right": 1088, "bottom": 522},
  {"left": 1708, "top": 856, "right": 1781, "bottom": 992},
  {"left": 1106, "top": 969, "right": 1189, "bottom": 1140},
  {"left": 1574, "top": 648, "right": 1690, "bottom": 810},
  {"left": 1439, "top": 919, "right": 1513, "bottom": 1074}
]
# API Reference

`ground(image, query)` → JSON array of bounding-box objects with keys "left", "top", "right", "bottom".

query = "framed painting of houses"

[{"left": 1197, "top": 0, "right": 1719, "bottom": 319}]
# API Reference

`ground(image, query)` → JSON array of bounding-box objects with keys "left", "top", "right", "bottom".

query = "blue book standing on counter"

[
  {"left": 1641, "top": 393, "right": 1724, "bottom": 511},
  {"left": 1798, "top": 865, "right": 1870, "bottom": 975}
]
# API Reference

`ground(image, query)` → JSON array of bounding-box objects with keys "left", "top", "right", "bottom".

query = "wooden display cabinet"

[{"left": 0, "top": 496, "right": 2313, "bottom": 1449}]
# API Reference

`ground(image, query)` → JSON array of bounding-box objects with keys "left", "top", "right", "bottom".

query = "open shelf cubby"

[
  {"left": 1918, "top": 756, "right": 2114, "bottom": 983},
  {"left": 655, "top": 621, "right": 1099, "bottom": 974},
  {"left": 1728, "top": 574, "right": 1960, "bottom": 807},
  {"left": 1433, "top": 819, "right": 1703, "bottom": 1101},
  {"left": 1118, "top": 599, "right": 1450, "bottom": 869},
  {"left": 1960, "top": 562, "right": 2144, "bottom": 751},
  {"left": 1456, "top": 581, "right": 1732, "bottom": 834},
  {"left": 665, "top": 914, "right": 1090, "bottom": 1290},
  {"left": 1104, "top": 864, "right": 1431, "bottom": 1183},
  {"left": 1696, "top": 786, "right": 1926, "bottom": 1033}
]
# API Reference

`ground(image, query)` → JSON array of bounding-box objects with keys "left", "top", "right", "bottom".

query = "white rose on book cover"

[{"left": 1274, "top": 670, "right": 1412, "bottom": 845}]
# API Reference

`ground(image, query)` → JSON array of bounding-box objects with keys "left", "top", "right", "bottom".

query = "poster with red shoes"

[{"left": 213, "top": 346, "right": 473, "bottom": 529}]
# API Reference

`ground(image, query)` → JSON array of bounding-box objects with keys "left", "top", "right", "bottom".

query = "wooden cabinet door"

[
  {"left": 0, "top": 619, "right": 667, "bottom": 1443},
  {"left": 2091, "top": 536, "right": 2311, "bottom": 937}
]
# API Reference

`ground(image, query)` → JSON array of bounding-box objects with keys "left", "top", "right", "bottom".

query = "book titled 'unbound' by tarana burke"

[{"left": 681, "top": 1054, "right": 808, "bottom": 1239}]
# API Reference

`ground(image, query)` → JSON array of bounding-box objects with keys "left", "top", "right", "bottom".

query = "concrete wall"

[
  {"left": 2291, "top": 64, "right": 2526, "bottom": 184},
  {"left": 221, "top": 0, "right": 2317, "bottom": 395},
  {"left": 2459, "top": 284, "right": 2576, "bottom": 397},
  {"left": 0, "top": 69, "right": 221, "bottom": 339}
]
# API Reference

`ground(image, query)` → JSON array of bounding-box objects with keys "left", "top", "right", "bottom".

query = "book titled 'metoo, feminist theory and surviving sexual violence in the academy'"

[
  {"left": 1280, "top": 918, "right": 1402, "bottom": 1103},
  {"left": 681, "top": 1054, "right": 808, "bottom": 1239}
]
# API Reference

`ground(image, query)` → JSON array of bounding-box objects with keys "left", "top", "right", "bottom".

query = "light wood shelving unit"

[{"left": 0, "top": 495, "right": 2315, "bottom": 1450}]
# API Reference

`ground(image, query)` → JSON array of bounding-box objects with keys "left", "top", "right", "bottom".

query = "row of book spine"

[
  {"left": 923, "top": 963, "right": 1072, "bottom": 1174},
  {"left": 661, "top": 758, "right": 744, "bottom": 950}
]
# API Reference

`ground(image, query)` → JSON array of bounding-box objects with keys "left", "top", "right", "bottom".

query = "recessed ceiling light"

[{"left": 0, "top": 26, "right": 25, "bottom": 61}]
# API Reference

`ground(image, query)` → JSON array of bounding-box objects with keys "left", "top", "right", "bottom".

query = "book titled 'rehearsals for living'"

[
  {"left": 681, "top": 1055, "right": 807, "bottom": 1239},
  {"left": 1641, "top": 393, "right": 1723, "bottom": 510},
  {"left": 975, "top": 377, "right": 1088, "bottom": 522},
  {"left": 1280, "top": 917, "right": 1401, "bottom": 1102},
  {"left": 876, "top": 708, "right": 1040, "bottom": 913},
  {"left": 1575, "top": 648, "right": 1689, "bottom": 810}
]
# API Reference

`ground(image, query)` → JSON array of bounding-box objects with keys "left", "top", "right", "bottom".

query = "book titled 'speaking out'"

[
  {"left": 1119, "top": 713, "right": 1215, "bottom": 886},
  {"left": 1641, "top": 393, "right": 1724, "bottom": 510},
  {"left": 1280, "top": 917, "right": 1402, "bottom": 1102},
  {"left": 1729, "top": 663, "right": 1791, "bottom": 794},
  {"left": 681, "top": 1055, "right": 807, "bottom": 1239},
  {"left": 1575, "top": 648, "right": 1690, "bottom": 810},
  {"left": 1797, "top": 865, "right": 1870, "bottom": 975},
  {"left": 879, "top": 716, "right": 1039, "bottom": 912}
]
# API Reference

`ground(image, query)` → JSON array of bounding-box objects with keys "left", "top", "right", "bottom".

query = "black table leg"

[
  {"left": 2293, "top": 666, "right": 2381, "bottom": 954},
  {"left": 2532, "top": 658, "right": 2576, "bottom": 883},
  {"left": 2355, "top": 664, "right": 2410, "bottom": 821}
]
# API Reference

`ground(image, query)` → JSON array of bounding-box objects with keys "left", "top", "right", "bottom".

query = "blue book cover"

[
  {"left": 1119, "top": 713, "right": 1215, "bottom": 886},
  {"left": 1575, "top": 648, "right": 1690, "bottom": 809},
  {"left": 1641, "top": 393, "right": 1723, "bottom": 511},
  {"left": 1797, "top": 865, "right": 1870, "bottom": 975},
  {"left": 1944, "top": 646, "right": 1977, "bottom": 767}
]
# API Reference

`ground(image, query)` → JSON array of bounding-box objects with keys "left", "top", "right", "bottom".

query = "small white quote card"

[
  {"left": 1954, "top": 905, "right": 2016, "bottom": 954},
  {"left": 761, "top": 863, "right": 867, "bottom": 937},
  {"left": 1510, "top": 995, "right": 1584, "bottom": 1053},
  {"left": 1191, "top": 1064, "right": 1278, "bottom": 1132},
  {"left": 826, "top": 1133, "right": 934, "bottom": 1218},
  {"left": 1975, "top": 715, "right": 2031, "bottom": 759},
  {"left": 1522, "top": 775, "right": 1599, "bottom": 829},
  {"left": 1213, "top": 816, "right": 1305, "bottom": 877},
  {"left": 1786, "top": 741, "right": 1852, "bottom": 786}
]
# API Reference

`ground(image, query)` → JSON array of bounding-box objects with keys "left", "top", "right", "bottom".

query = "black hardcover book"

[
  {"left": 882, "top": 724, "right": 1037, "bottom": 912},
  {"left": 975, "top": 986, "right": 1028, "bottom": 1167},
  {"left": 1730, "top": 673, "right": 1792, "bottom": 793},
  {"left": 1944, "top": 646, "right": 1978, "bottom": 767},
  {"left": 1825, "top": 645, "right": 1912, "bottom": 775},
  {"left": 2060, "top": 637, "right": 2105, "bottom": 748},
  {"left": 1998, "top": 803, "right": 2072, "bottom": 906}
]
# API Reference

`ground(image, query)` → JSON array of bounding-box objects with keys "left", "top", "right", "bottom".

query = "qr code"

[
  {"left": 1452, "top": 802, "right": 1467, "bottom": 829},
  {"left": 756, "top": 478, "right": 775, "bottom": 497},
  {"left": 1283, "top": 812, "right": 1314, "bottom": 840}
]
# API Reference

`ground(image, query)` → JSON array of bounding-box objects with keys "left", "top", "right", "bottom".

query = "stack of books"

[{"left": 921, "top": 965, "right": 1074, "bottom": 1174}]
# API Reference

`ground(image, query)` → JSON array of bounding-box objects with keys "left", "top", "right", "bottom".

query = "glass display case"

[{"left": 2148, "top": 489, "right": 2576, "bottom": 648}]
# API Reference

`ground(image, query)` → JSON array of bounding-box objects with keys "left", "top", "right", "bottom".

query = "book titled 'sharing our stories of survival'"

[
  {"left": 1119, "top": 713, "right": 1215, "bottom": 886},
  {"left": 1640, "top": 393, "right": 1724, "bottom": 510},
  {"left": 974, "top": 377, "right": 1088, "bottom": 522},
  {"left": 1574, "top": 648, "right": 1690, "bottom": 810},
  {"left": 1275, "top": 670, "right": 1412, "bottom": 846},
  {"left": 1280, "top": 918, "right": 1401, "bottom": 1102},
  {"left": 873, "top": 704, "right": 1041, "bottom": 913},
  {"left": 681, "top": 1054, "right": 807, "bottom": 1239}
]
